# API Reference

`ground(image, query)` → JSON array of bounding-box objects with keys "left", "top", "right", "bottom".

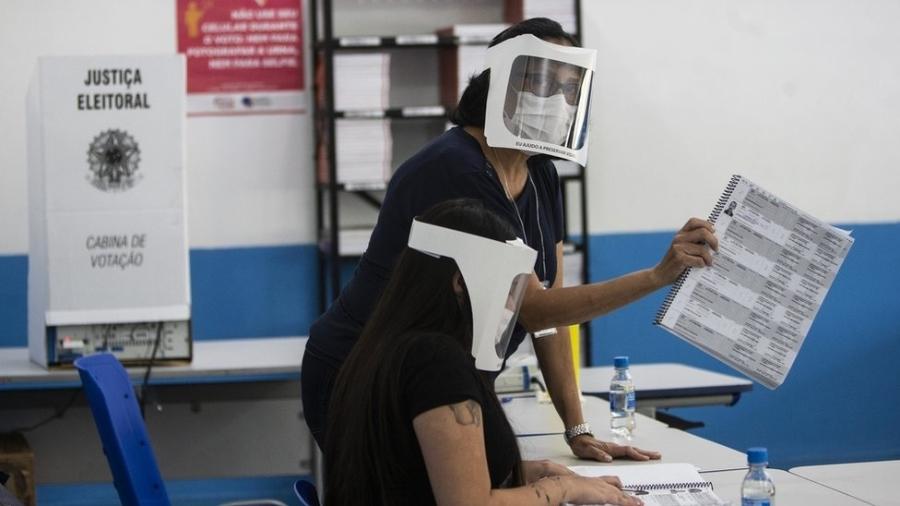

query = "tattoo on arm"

[
  {"left": 530, "top": 477, "right": 565, "bottom": 505},
  {"left": 529, "top": 482, "right": 552, "bottom": 504},
  {"left": 448, "top": 400, "right": 482, "bottom": 427}
]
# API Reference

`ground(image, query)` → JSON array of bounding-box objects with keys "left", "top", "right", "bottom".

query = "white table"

[
  {"left": 502, "top": 394, "right": 670, "bottom": 436},
  {"left": 576, "top": 363, "right": 753, "bottom": 409},
  {"left": 790, "top": 460, "right": 899, "bottom": 506},
  {"left": 518, "top": 428, "right": 747, "bottom": 472},
  {"left": 0, "top": 337, "right": 306, "bottom": 390},
  {"left": 702, "top": 469, "right": 871, "bottom": 505}
]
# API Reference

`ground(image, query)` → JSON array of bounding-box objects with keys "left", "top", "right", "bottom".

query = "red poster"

[{"left": 177, "top": 0, "right": 305, "bottom": 115}]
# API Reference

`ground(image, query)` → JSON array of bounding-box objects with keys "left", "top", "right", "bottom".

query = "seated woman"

[{"left": 324, "top": 199, "right": 643, "bottom": 506}]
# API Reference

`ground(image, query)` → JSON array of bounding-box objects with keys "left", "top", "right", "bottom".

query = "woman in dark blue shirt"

[{"left": 303, "top": 18, "right": 717, "bottom": 462}]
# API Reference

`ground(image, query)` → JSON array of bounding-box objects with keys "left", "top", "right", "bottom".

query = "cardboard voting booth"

[{"left": 26, "top": 54, "right": 191, "bottom": 367}]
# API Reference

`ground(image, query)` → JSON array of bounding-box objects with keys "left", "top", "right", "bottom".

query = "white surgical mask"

[
  {"left": 484, "top": 35, "right": 596, "bottom": 165},
  {"left": 509, "top": 91, "right": 576, "bottom": 146}
]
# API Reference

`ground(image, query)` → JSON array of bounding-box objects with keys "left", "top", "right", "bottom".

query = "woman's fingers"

[
  {"left": 601, "top": 441, "right": 662, "bottom": 461},
  {"left": 586, "top": 443, "right": 613, "bottom": 462},
  {"left": 675, "top": 226, "right": 719, "bottom": 252},
  {"left": 570, "top": 435, "right": 613, "bottom": 462},
  {"left": 625, "top": 445, "right": 661, "bottom": 460},
  {"left": 598, "top": 475, "right": 623, "bottom": 488},
  {"left": 675, "top": 242, "right": 714, "bottom": 267},
  {"left": 584, "top": 479, "right": 643, "bottom": 506},
  {"left": 654, "top": 217, "right": 721, "bottom": 285},
  {"left": 681, "top": 217, "right": 714, "bottom": 233}
]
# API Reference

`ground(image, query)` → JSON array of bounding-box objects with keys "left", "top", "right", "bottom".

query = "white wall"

[
  {"left": 0, "top": 0, "right": 514, "bottom": 487},
  {"left": 583, "top": 0, "right": 900, "bottom": 234},
  {"left": 0, "top": 0, "right": 315, "bottom": 484},
  {"left": 0, "top": 0, "right": 315, "bottom": 254}
]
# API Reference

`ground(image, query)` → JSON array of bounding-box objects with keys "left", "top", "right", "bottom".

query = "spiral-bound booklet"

[
  {"left": 570, "top": 463, "right": 727, "bottom": 505},
  {"left": 655, "top": 175, "right": 854, "bottom": 389}
]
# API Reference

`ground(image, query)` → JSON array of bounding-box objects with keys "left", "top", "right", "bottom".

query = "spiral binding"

[
  {"left": 653, "top": 174, "right": 743, "bottom": 325},
  {"left": 708, "top": 174, "right": 743, "bottom": 224},
  {"left": 626, "top": 481, "right": 714, "bottom": 491}
]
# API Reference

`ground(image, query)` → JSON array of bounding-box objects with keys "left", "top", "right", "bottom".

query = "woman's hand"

[
  {"left": 558, "top": 474, "right": 644, "bottom": 506},
  {"left": 522, "top": 459, "right": 577, "bottom": 483},
  {"left": 569, "top": 434, "right": 661, "bottom": 462},
  {"left": 651, "top": 218, "right": 719, "bottom": 287}
]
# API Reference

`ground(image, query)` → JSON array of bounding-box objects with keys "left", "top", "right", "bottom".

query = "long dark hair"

[
  {"left": 450, "top": 17, "right": 579, "bottom": 127},
  {"left": 324, "top": 199, "right": 524, "bottom": 505}
]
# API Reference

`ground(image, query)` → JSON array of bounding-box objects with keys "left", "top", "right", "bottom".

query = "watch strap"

[{"left": 564, "top": 422, "right": 593, "bottom": 444}]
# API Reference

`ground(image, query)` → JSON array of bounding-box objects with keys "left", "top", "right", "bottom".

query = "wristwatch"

[{"left": 564, "top": 422, "right": 593, "bottom": 444}]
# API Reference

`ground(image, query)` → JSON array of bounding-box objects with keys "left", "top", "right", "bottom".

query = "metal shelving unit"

[{"left": 310, "top": 0, "right": 592, "bottom": 362}]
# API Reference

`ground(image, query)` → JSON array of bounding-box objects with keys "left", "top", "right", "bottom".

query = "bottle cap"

[
  {"left": 747, "top": 447, "right": 768, "bottom": 465},
  {"left": 613, "top": 356, "right": 629, "bottom": 369}
]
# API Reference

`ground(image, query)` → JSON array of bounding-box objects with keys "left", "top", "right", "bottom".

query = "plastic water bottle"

[
  {"left": 609, "top": 356, "right": 635, "bottom": 437},
  {"left": 741, "top": 447, "right": 776, "bottom": 506}
]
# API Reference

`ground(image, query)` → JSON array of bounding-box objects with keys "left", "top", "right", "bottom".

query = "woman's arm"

[
  {"left": 521, "top": 459, "right": 576, "bottom": 482},
  {"left": 413, "top": 400, "right": 643, "bottom": 506},
  {"left": 531, "top": 242, "right": 661, "bottom": 462},
  {"left": 517, "top": 218, "right": 718, "bottom": 332}
]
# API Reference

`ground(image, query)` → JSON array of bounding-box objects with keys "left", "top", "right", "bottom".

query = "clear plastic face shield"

[
  {"left": 407, "top": 220, "right": 537, "bottom": 372},
  {"left": 484, "top": 34, "right": 597, "bottom": 166}
]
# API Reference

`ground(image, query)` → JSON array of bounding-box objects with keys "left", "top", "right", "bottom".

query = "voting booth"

[{"left": 26, "top": 54, "right": 191, "bottom": 368}]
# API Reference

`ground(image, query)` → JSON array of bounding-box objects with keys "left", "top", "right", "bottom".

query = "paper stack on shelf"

[
  {"left": 438, "top": 24, "right": 509, "bottom": 108},
  {"left": 440, "top": 23, "right": 510, "bottom": 45},
  {"left": 333, "top": 53, "right": 391, "bottom": 111},
  {"left": 505, "top": 0, "right": 577, "bottom": 35},
  {"left": 319, "top": 227, "right": 374, "bottom": 257},
  {"left": 335, "top": 119, "right": 392, "bottom": 186}
]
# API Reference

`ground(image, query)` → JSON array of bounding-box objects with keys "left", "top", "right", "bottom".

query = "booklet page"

[
  {"left": 570, "top": 464, "right": 727, "bottom": 506},
  {"left": 657, "top": 176, "right": 854, "bottom": 388}
]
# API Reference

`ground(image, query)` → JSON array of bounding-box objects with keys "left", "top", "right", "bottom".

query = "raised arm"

[
  {"left": 517, "top": 218, "right": 718, "bottom": 332},
  {"left": 413, "top": 400, "right": 643, "bottom": 506}
]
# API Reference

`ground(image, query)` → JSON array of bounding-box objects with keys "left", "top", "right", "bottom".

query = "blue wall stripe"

[
  {"left": 37, "top": 474, "right": 305, "bottom": 506},
  {"left": 189, "top": 245, "right": 318, "bottom": 340},
  {"left": 3, "top": 222, "right": 899, "bottom": 469},
  {"left": 588, "top": 222, "right": 900, "bottom": 469},
  {"left": 0, "top": 255, "right": 28, "bottom": 348},
  {"left": 0, "top": 245, "right": 320, "bottom": 347}
]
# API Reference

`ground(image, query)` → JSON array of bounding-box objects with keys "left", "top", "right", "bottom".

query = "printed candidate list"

[{"left": 656, "top": 175, "right": 853, "bottom": 389}]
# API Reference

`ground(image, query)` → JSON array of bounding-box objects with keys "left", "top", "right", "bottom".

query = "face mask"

[{"left": 509, "top": 91, "right": 577, "bottom": 146}]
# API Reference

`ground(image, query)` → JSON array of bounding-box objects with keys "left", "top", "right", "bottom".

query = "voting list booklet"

[
  {"left": 655, "top": 175, "right": 854, "bottom": 389},
  {"left": 570, "top": 463, "right": 727, "bottom": 505}
]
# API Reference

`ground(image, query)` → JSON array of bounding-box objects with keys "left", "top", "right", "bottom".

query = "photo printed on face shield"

[{"left": 502, "top": 55, "right": 589, "bottom": 148}]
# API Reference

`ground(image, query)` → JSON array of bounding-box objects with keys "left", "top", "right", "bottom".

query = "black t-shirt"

[
  {"left": 308, "top": 127, "right": 565, "bottom": 366},
  {"left": 375, "top": 333, "right": 520, "bottom": 504}
]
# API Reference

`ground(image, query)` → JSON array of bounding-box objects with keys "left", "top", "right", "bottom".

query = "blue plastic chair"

[
  {"left": 77, "top": 353, "right": 292, "bottom": 506},
  {"left": 75, "top": 353, "right": 170, "bottom": 506},
  {"left": 292, "top": 480, "right": 320, "bottom": 506}
]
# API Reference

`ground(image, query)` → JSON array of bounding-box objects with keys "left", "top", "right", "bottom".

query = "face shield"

[
  {"left": 483, "top": 34, "right": 596, "bottom": 166},
  {"left": 407, "top": 219, "right": 537, "bottom": 372}
]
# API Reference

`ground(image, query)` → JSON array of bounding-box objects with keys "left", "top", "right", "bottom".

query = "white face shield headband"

[
  {"left": 407, "top": 219, "right": 537, "bottom": 372},
  {"left": 483, "top": 34, "right": 597, "bottom": 166}
]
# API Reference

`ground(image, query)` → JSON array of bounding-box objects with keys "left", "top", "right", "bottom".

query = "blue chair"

[
  {"left": 76, "top": 353, "right": 290, "bottom": 506},
  {"left": 292, "top": 480, "right": 320, "bottom": 506},
  {"left": 75, "top": 353, "right": 170, "bottom": 506}
]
